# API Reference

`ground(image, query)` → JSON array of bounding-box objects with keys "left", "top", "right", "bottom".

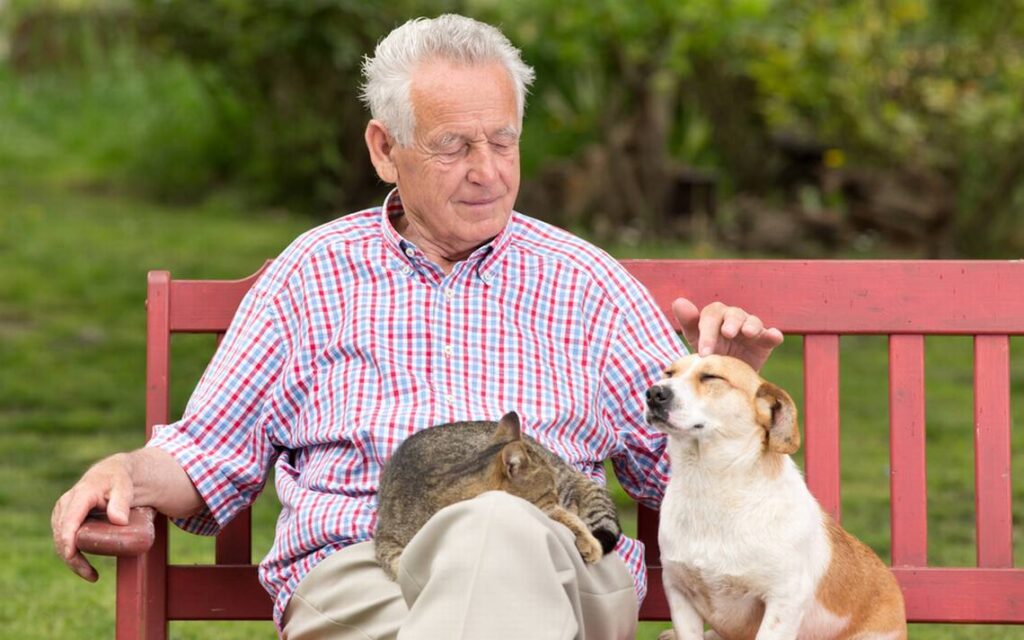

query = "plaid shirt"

[{"left": 148, "top": 189, "right": 685, "bottom": 627}]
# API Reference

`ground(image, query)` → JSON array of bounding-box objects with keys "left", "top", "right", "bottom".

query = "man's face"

[{"left": 386, "top": 59, "right": 521, "bottom": 261}]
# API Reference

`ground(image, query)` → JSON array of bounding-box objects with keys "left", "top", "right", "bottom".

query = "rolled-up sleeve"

[{"left": 147, "top": 285, "right": 288, "bottom": 535}]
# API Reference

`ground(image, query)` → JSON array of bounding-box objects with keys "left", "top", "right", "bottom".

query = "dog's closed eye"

[{"left": 699, "top": 373, "right": 725, "bottom": 383}]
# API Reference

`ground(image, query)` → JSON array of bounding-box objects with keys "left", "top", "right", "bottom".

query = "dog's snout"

[{"left": 646, "top": 384, "right": 674, "bottom": 408}]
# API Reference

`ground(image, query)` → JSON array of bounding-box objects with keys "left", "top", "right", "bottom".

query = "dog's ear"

[{"left": 755, "top": 382, "right": 800, "bottom": 454}]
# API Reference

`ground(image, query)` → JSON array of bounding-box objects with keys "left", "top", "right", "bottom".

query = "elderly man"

[{"left": 52, "top": 14, "right": 782, "bottom": 640}]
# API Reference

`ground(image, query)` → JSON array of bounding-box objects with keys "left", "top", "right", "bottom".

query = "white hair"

[{"left": 359, "top": 14, "right": 536, "bottom": 147}]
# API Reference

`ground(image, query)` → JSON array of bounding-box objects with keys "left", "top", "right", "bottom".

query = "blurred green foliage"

[
  {"left": 3, "top": 0, "right": 1024, "bottom": 254},
  {"left": 131, "top": 0, "right": 464, "bottom": 211},
  {"left": 1, "top": 6, "right": 249, "bottom": 196},
  {"left": 741, "top": 0, "right": 1024, "bottom": 254},
  {"left": 487, "top": 0, "right": 1024, "bottom": 252}
]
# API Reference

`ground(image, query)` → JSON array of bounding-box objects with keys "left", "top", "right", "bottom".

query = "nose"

[
  {"left": 646, "top": 384, "right": 673, "bottom": 409},
  {"left": 466, "top": 145, "right": 498, "bottom": 185}
]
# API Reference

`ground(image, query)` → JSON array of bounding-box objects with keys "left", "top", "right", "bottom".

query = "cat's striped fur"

[{"left": 374, "top": 412, "right": 622, "bottom": 579}]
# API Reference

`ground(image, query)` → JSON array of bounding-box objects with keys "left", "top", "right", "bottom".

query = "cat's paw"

[
  {"left": 594, "top": 527, "right": 620, "bottom": 555},
  {"left": 577, "top": 531, "right": 603, "bottom": 564}
]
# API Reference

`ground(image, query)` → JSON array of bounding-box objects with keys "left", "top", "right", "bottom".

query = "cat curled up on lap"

[{"left": 374, "top": 411, "right": 622, "bottom": 580}]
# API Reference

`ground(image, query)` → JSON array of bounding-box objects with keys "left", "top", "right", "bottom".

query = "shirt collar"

[{"left": 378, "top": 187, "right": 516, "bottom": 285}]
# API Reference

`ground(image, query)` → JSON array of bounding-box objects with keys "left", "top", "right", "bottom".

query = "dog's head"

[{"left": 645, "top": 354, "right": 800, "bottom": 455}]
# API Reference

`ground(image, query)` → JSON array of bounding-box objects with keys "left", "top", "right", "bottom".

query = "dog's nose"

[{"left": 646, "top": 385, "right": 673, "bottom": 408}]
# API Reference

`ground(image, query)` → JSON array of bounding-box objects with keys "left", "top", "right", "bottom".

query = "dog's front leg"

[
  {"left": 658, "top": 574, "right": 704, "bottom": 640},
  {"left": 754, "top": 598, "right": 805, "bottom": 640}
]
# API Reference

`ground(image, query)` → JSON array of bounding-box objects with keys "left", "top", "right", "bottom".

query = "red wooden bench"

[{"left": 77, "top": 259, "right": 1024, "bottom": 637}]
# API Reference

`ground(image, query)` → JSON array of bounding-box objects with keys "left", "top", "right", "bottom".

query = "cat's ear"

[
  {"left": 494, "top": 411, "right": 522, "bottom": 442},
  {"left": 501, "top": 442, "right": 530, "bottom": 478}
]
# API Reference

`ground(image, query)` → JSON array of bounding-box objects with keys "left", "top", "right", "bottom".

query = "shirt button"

[
  {"left": 443, "top": 345, "right": 454, "bottom": 358},
  {"left": 445, "top": 394, "right": 455, "bottom": 405},
  {"left": 443, "top": 288, "right": 454, "bottom": 300},
  {"left": 401, "top": 265, "right": 412, "bottom": 275},
  {"left": 480, "top": 273, "right": 491, "bottom": 283},
  {"left": 404, "top": 247, "right": 416, "bottom": 257}
]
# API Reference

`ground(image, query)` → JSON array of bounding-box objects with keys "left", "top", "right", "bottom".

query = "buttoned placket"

[
  {"left": 396, "top": 238, "right": 497, "bottom": 415},
  {"left": 435, "top": 273, "right": 459, "bottom": 413}
]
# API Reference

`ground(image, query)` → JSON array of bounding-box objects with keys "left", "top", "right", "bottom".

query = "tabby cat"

[{"left": 374, "top": 411, "right": 622, "bottom": 580}]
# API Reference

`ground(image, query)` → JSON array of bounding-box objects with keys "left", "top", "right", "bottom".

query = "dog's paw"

[
  {"left": 657, "top": 630, "right": 677, "bottom": 640},
  {"left": 576, "top": 531, "right": 603, "bottom": 564}
]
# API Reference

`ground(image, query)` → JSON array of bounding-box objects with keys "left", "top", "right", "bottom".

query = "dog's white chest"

[
  {"left": 659, "top": 458, "right": 824, "bottom": 572},
  {"left": 659, "top": 456, "right": 834, "bottom": 637}
]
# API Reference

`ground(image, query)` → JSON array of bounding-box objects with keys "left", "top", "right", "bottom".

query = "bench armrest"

[{"left": 76, "top": 507, "right": 156, "bottom": 557}]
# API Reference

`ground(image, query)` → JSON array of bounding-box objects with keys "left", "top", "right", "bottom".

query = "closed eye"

[
  {"left": 439, "top": 145, "right": 468, "bottom": 159},
  {"left": 700, "top": 373, "right": 725, "bottom": 383}
]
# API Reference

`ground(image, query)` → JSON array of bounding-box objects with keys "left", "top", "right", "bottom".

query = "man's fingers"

[
  {"left": 52, "top": 490, "right": 100, "bottom": 581},
  {"left": 107, "top": 474, "right": 133, "bottom": 525},
  {"left": 740, "top": 314, "right": 765, "bottom": 338},
  {"left": 760, "top": 327, "right": 785, "bottom": 348},
  {"left": 67, "top": 550, "right": 99, "bottom": 582},
  {"left": 719, "top": 307, "right": 748, "bottom": 340},
  {"left": 671, "top": 298, "right": 701, "bottom": 350},
  {"left": 674, "top": 298, "right": 783, "bottom": 366},
  {"left": 58, "top": 490, "right": 96, "bottom": 560},
  {"left": 696, "top": 303, "right": 726, "bottom": 356},
  {"left": 51, "top": 497, "right": 67, "bottom": 556}
]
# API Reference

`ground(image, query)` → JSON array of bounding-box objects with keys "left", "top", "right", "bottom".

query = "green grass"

[
  {"left": 0, "top": 38, "right": 248, "bottom": 202},
  {"left": 0, "top": 172, "right": 307, "bottom": 638},
  {"left": 4, "top": 174, "right": 1024, "bottom": 638}
]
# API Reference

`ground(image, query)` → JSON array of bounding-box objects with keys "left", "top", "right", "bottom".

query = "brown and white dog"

[{"left": 646, "top": 354, "right": 906, "bottom": 640}]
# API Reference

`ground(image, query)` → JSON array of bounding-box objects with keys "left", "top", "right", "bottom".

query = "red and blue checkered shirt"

[{"left": 148, "top": 189, "right": 685, "bottom": 627}]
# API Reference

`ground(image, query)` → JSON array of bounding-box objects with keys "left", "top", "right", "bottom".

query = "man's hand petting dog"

[{"left": 672, "top": 298, "right": 783, "bottom": 372}]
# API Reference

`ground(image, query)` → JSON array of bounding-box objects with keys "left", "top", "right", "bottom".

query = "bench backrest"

[{"left": 119, "top": 259, "right": 1024, "bottom": 637}]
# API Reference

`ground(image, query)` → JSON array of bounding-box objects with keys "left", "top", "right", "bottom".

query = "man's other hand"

[{"left": 51, "top": 453, "right": 135, "bottom": 581}]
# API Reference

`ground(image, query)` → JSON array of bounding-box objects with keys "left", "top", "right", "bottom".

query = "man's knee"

[
  {"left": 409, "top": 490, "right": 571, "bottom": 566},
  {"left": 452, "top": 489, "right": 543, "bottom": 516},
  {"left": 432, "top": 491, "right": 557, "bottom": 539}
]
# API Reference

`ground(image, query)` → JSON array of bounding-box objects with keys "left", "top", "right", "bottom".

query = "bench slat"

[
  {"left": 893, "top": 567, "right": 1024, "bottom": 622},
  {"left": 889, "top": 335, "right": 928, "bottom": 566},
  {"left": 804, "top": 334, "right": 841, "bottom": 521},
  {"left": 974, "top": 335, "right": 1013, "bottom": 568},
  {"left": 167, "top": 262, "right": 271, "bottom": 333},
  {"left": 622, "top": 259, "right": 1024, "bottom": 334},
  {"left": 166, "top": 566, "right": 274, "bottom": 620},
  {"left": 646, "top": 567, "right": 1024, "bottom": 623}
]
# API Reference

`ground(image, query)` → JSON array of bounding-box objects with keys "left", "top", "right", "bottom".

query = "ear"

[
  {"left": 364, "top": 119, "right": 398, "bottom": 184},
  {"left": 755, "top": 382, "right": 800, "bottom": 454},
  {"left": 501, "top": 442, "right": 530, "bottom": 478},
  {"left": 493, "top": 411, "right": 522, "bottom": 442}
]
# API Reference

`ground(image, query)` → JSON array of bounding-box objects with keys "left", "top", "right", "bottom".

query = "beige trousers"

[{"left": 282, "top": 491, "right": 639, "bottom": 640}]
